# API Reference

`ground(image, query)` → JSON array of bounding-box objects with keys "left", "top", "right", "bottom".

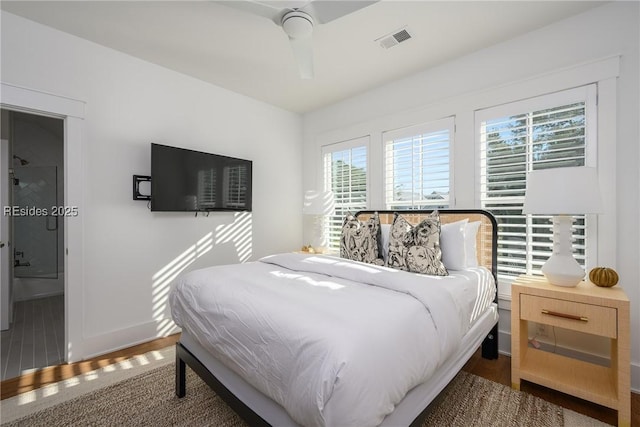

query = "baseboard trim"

[{"left": 81, "top": 319, "right": 180, "bottom": 361}]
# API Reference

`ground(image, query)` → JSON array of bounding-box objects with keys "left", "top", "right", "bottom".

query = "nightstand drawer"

[{"left": 520, "top": 294, "right": 617, "bottom": 338}]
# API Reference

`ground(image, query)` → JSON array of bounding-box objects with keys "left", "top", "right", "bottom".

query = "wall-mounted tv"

[{"left": 151, "top": 143, "right": 252, "bottom": 212}]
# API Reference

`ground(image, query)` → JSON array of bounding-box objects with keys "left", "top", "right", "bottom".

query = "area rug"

[{"left": 2, "top": 362, "right": 609, "bottom": 427}]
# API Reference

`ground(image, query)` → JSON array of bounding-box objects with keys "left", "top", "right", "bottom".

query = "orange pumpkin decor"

[{"left": 588, "top": 267, "right": 619, "bottom": 287}]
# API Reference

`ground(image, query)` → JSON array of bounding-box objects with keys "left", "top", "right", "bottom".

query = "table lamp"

[
  {"left": 303, "top": 190, "right": 335, "bottom": 252},
  {"left": 522, "top": 166, "right": 603, "bottom": 287}
]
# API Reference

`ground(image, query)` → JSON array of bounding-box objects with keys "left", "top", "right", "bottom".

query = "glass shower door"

[{"left": 13, "top": 166, "right": 58, "bottom": 279}]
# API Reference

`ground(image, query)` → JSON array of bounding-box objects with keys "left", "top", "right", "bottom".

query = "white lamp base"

[
  {"left": 309, "top": 214, "right": 327, "bottom": 253},
  {"left": 542, "top": 215, "right": 585, "bottom": 287},
  {"left": 541, "top": 254, "right": 585, "bottom": 287}
]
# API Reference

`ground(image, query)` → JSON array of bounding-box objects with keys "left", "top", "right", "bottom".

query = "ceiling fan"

[{"left": 219, "top": 1, "right": 379, "bottom": 79}]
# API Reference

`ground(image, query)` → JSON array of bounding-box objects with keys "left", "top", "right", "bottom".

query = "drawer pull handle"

[{"left": 541, "top": 309, "right": 588, "bottom": 322}]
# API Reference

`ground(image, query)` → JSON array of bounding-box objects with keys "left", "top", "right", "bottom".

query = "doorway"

[{"left": 0, "top": 109, "right": 65, "bottom": 380}]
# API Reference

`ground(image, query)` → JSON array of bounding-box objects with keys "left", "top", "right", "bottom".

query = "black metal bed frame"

[{"left": 175, "top": 209, "right": 500, "bottom": 427}]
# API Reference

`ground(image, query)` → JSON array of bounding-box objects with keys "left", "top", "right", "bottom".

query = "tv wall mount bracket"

[{"left": 133, "top": 175, "right": 151, "bottom": 201}]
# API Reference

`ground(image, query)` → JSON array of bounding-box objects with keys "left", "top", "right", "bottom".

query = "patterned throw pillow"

[
  {"left": 387, "top": 211, "right": 448, "bottom": 276},
  {"left": 340, "top": 212, "right": 384, "bottom": 266}
]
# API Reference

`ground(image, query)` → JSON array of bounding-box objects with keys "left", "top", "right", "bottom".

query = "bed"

[{"left": 171, "top": 209, "right": 499, "bottom": 427}]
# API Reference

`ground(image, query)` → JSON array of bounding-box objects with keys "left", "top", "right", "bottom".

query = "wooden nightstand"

[{"left": 511, "top": 275, "right": 630, "bottom": 427}]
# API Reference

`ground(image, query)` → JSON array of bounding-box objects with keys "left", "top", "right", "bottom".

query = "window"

[
  {"left": 322, "top": 136, "right": 369, "bottom": 251},
  {"left": 477, "top": 85, "right": 597, "bottom": 286},
  {"left": 383, "top": 118, "right": 454, "bottom": 209}
]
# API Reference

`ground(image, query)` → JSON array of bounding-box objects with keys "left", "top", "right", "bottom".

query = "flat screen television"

[{"left": 151, "top": 143, "right": 252, "bottom": 212}]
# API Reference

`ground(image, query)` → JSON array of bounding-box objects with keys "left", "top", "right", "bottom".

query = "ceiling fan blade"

[
  {"left": 289, "top": 35, "right": 313, "bottom": 79},
  {"left": 217, "top": 1, "right": 284, "bottom": 25},
  {"left": 301, "top": 0, "right": 379, "bottom": 24},
  {"left": 263, "top": 1, "right": 310, "bottom": 9}
]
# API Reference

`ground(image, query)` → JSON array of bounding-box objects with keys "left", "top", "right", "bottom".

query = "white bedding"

[{"left": 170, "top": 253, "right": 495, "bottom": 427}]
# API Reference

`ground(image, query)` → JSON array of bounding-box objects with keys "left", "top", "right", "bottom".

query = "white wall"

[
  {"left": 303, "top": 2, "right": 639, "bottom": 390},
  {"left": 1, "top": 11, "right": 303, "bottom": 359}
]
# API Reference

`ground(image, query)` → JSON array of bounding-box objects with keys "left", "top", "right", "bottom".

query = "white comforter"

[{"left": 170, "top": 253, "right": 479, "bottom": 427}]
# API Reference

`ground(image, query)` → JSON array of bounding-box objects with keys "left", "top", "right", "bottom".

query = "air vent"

[{"left": 376, "top": 27, "right": 413, "bottom": 49}]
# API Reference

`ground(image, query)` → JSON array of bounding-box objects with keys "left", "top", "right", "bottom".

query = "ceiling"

[{"left": 1, "top": 1, "right": 606, "bottom": 114}]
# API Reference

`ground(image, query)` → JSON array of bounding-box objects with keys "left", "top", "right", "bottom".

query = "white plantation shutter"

[
  {"left": 322, "top": 136, "right": 369, "bottom": 251},
  {"left": 477, "top": 85, "right": 597, "bottom": 286},
  {"left": 384, "top": 118, "right": 453, "bottom": 209}
]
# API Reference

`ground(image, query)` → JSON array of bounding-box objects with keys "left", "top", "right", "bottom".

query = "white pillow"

[
  {"left": 380, "top": 223, "right": 391, "bottom": 262},
  {"left": 465, "top": 221, "right": 481, "bottom": 267},
  {"left": 440, "top": 219, "right": 468, "bottom": 271}
]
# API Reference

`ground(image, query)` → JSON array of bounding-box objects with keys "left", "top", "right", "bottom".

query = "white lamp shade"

[
  {"left": 303, "top": 191, "right": 335, "bottom": 215},
  {"left": 522, "top": 166, "right": 603, "bottom": 215},
  {"left": 523, "top": 166, "right": 603, "bottom": 287}
]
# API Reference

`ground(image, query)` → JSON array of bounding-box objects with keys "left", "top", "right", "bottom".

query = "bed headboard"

[{"left": 354, "top": 209, "right": 498, "bottom": 282}]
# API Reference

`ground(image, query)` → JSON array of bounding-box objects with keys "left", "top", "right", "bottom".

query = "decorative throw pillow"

[
  {"left": 380, "top": 223, "right": 391, "bottom": 263},
  {"left": 340, "top": 212, "right": 384, "bottom": 266},
  {"left": 387, "top": 211, "right": 448, "bottom": 276},
  {"left": 465, "top": 221, "right": 481, "bottom": 267},
  {"left": 440, "top": 219, "right": 469, "bottom": 271}
]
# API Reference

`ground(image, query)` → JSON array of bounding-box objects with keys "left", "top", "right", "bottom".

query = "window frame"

[
  {"left": 320, "top": 135, "right": 370, "bottom": 252},
  {"left": 382, "top": 117, "right": 455, "bottom": 210}
]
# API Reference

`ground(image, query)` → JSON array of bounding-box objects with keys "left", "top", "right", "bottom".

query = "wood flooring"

[{"left": 1, "top": 335, "right": 638, "bottom": 426}]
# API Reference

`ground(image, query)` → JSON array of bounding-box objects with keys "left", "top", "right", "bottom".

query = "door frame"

[
  {"left": 1, "top": 82, "right": 85, "bottom": 362},
  {"left": 1, "top": 138, "right": 12, "bottom": 330}
]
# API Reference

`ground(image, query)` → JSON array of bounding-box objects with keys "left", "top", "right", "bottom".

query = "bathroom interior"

[{"left": 1, "top": 109, "right": 65, "bottom": 380}]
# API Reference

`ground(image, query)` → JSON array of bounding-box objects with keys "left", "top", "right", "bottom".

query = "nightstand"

[{"left": 511, "top": 275, "right": 630, "bottom": 427}]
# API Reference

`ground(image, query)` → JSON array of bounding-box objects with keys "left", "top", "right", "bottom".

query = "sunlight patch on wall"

[
  {"left": 151, "top": 232, "right": 213, "bottom": 330},
  {"left": 156, "top": 319, "right": 174, "bottom": 337},
  {"left": 152, "top": 232, "right": 214, "bottom": 292},
  {"left": 215, "top": 212, "right": 253, "bottom": 263},
  {"left": 152, "top": 212, "right": 252, "bottom": 337}
]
